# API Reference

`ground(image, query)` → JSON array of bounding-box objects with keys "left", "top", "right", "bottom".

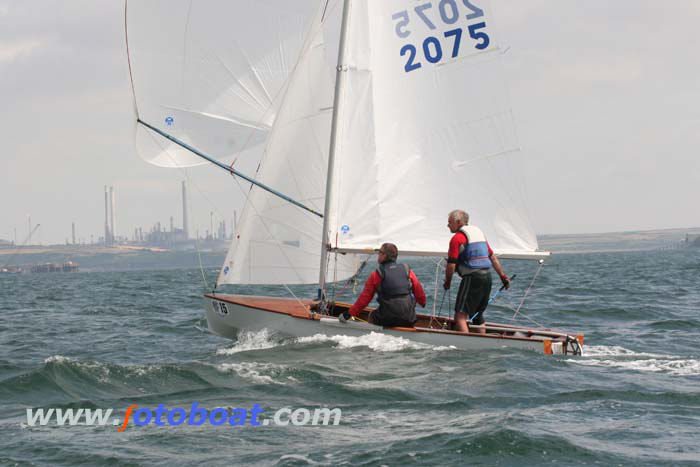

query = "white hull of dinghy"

[{"left": 204, "top": 294, "right": 583, "bottom": 355}]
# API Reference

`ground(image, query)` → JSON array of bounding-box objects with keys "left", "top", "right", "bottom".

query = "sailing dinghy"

[{"left": 126, "top": 0, "right": 583, "bottom": 355}]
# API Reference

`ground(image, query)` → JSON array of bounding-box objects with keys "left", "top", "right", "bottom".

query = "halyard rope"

[{"left": 511, "top": 260, "right": 544, "bottom": 320}]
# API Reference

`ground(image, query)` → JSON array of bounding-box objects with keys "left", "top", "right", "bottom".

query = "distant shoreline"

[{"left": 1, "top": 227, "right": 697, "bottom": 272}]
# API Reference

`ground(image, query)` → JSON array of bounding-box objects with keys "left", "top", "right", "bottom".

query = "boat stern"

[{"left": 543, "top": 334, "right": 584, "bottom": 355}]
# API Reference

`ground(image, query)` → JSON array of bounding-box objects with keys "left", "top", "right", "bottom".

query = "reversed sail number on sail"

[{"left": 392, "top": 0, "right": 490, "bottom": 72}]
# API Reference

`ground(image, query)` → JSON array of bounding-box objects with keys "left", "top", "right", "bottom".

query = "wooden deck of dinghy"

[{"left": 205, "top": 293, "right": 316, "bottom": 318}]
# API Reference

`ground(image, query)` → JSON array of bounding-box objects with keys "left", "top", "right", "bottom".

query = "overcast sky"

[{"left": 1, "top": 0, "right": 699, "bottom": 245}]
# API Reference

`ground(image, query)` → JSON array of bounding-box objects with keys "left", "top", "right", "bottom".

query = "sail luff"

[{"left": 318, "top": 0, "right": 353, "bottom": 299}]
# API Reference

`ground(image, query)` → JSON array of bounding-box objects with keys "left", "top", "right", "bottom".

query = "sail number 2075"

[{"left": 392, "top": 0, "right": 490, "bottom": 73}]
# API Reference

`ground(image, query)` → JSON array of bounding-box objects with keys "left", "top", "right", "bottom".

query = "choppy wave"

[
  {"left": 582, "top": 345, "right": 672, "bottom": 358},
  {"left": 215, "top": 329, "right": 280, "bottom": 355},
  {"left": 297, "top": 332, "right": 456, "bottom": 352},
  {"left": 0, "top": 355, "right": 215, "bottom": 405},
  {"left": 570, "top": 346, "right": 700, "bottom": 376},
  {"left": 649, "top": 318, "right": 700, "bottom": 330},
  {"left": 215, "top": 329, "right": 458, "bottom": 354},
  {"left": 216, "top": 362, "right": 286, "bottom": 385},
  {"left": 3, "top": 249, "right": 700, "bottom": 465}
]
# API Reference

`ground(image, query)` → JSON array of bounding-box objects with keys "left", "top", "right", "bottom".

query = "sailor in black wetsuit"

[{"left": 341, "top": 243, "right": 426, "bottom": 327}]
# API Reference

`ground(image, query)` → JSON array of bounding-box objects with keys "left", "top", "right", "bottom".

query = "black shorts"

[{"left": 454, "top": 270, "right": 492, "bottom": 325}]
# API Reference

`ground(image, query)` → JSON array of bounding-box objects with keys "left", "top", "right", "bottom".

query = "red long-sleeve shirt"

[{"left": 348, "top": 268, "right": 426, "bottom": 317}]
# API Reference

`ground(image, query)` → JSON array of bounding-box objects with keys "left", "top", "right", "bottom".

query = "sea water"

[{"left": 1, "top": 237, "right": 699, "bottom": 465}]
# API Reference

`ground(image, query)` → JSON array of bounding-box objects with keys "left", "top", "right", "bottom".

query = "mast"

[{"left": 318, "top": 0, "right": 352, "bottom": 299}]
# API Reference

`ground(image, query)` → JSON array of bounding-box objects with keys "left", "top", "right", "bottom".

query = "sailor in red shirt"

[
  {"left": 340, "top": 243, "right": 426, "bottom": 327},
  {"left": 443, "top": 210, "right": 510, "bottom": 334}
]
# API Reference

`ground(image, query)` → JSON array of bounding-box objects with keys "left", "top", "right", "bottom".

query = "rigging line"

[
  {"left": 229, "top": 175, "right": 306, "bottom": 286},
  {"left": 330, "top": 248, "right": 338, "bottom": 313},
  {"left": 331, "top": 254, "right": 370, "bottom": 299},
  {"left": 431, "top": 259, "right": 441, "bottom": 316},
  {"left": 321, "top": 0, "right": 331, "bottom": 22},
  {"left": 194, "top": 235, "right": 210, "bottom": 291},
  {"left": 283, "top": 284, "right": 311, "bottom": 315},
  {"left": 504, "top": 312, "right": 546, "bottom": 330},
  {"left": 512, "top": 260, "right": 545, "bottom": 320},
  {"left": 140, "top": 130, "right": 223, "bottom": 291},
  {"left": 430, "top": 258, "right": 445, "bottom": 327},
  {"left": 123, "top": 0, "right": 140, "bottom": 118},
  {"left": 137, "top": 119, "right": 323, "bottom": 218},
  {"left": 492, "top": 298, "right": 548, "bottom": 329}
]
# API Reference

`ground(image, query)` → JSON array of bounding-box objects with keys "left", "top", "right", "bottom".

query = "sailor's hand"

[
  {"left": 338, "top": 311, "right": 351, "bottom": 323},
  {"left": 443, "top": 280, "right": 451, "bottom": 290},
  {"left": 500, "top": 275, "right": 511, "bottom": 290}
]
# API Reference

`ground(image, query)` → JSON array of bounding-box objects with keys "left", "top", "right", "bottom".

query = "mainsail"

[{"left": 328, "top": 0, "right": 540, "bottom": 258}]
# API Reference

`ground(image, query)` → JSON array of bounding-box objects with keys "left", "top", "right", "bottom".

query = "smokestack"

[
  {"left": 109, "top": 186, "right": 116, "bottom": 244},
  {"left": 72, "top": 222, "right": 76, "bottom": 245},
  {"left": 104, "top": 186, "right": 110, "bottom": 245},
  {"left": 170, "top": 216, "right": 174, "bottom": 233},
  {"left": 182, "top": 181, "right": 189, "bottom": 239},
  {"left": 28, "top": 216, "right": 31, "bottom": 245}
]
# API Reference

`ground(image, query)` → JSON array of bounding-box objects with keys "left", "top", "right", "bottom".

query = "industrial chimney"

[
  {"left": 182, "top": 181, "right": 189, "bottom": 239},
  {"left": 109, "top": 186, "right": 116, "bottom": 244},
  {"left": 104, "top": 186, "right": 111, "bottom": 245}
]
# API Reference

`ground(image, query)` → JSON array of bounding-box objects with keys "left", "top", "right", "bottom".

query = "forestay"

[{"left": 126, "top": 0, "right": 320, "bottom": 167}]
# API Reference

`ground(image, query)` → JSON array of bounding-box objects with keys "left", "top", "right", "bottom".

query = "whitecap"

[
  {"left": 216, "top": 362, "right": 284, "bottom": 385},
  {"left": 44, "top": 355, "right": 73, "bottom": 364},
  {"left": 582, "top": 345, "right": 672, "bottom": 359},
  {"left": 568, "top": 345, "right": 700, "bottom": 376},
  {"left": 216, "top": 329, "right": 280, "bottom": 355},
  {"left": 297, "top": 332, "right": 456, "bottom": 352},
  {"left": 569, "top": 357, "right": 700, "bottom": 376},
  {"left": 43, "top": 355, "right": 112, "bottom": 382}
]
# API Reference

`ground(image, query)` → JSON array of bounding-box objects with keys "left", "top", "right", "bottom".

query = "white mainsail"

[
  {"left": 328, "top": 0, "right": 541, "bottom": 258},
  {"left": 126, "top": 0, "right": 321, "bottom": 167}
]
